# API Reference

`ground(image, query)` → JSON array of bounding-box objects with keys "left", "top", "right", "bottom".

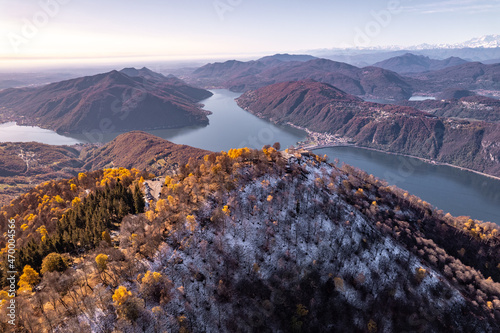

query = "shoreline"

[
  {"left": 286, "top": 123, "right": 500, "bottom": 182},
  {"left": 310, "top": 143, "right": 500, "bottom": 182}
]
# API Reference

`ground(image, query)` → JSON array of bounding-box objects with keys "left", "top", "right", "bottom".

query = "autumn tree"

[
  {"left": 139, "top": 271, "right": 173, "bottom": 304},
  {"left": 18, "top": 265, "right": 40, "bottom": 293},
  {"left": 40, "top": 253, "right": 67, "bottom": 275},
  {"left": 113, "top": 286, "right": 144, "bottom": 321}
]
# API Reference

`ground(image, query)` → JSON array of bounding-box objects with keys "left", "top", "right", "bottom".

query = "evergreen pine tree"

[{"left": 133, "top": 183, "right": 145, "bottom": 214}]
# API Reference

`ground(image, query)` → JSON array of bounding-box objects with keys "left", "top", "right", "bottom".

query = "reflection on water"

[
  {"left": 68, "top": 89, "right": 308, "bottom": 151},
  {"left": 0, "top": 122, "right": 83, "bottom": 145},
  {"left": 315, "top": 146, "right": 500, "bottom": 225}
]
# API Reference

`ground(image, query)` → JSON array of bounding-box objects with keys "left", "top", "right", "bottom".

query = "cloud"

[{"left": 402, "top": 0, "right": 500, "bottom": 14}]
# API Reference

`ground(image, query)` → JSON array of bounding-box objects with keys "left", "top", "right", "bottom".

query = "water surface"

[
  {"left": 315, "top": 146, "right": 500, "bottom": 225},
  {"left": 1, "top": 90, "right": 498, "bottom": 224},
  {"left": 68, "top": 89, "right": 308, "bottom": 151},
  {"left": 409, "top": 95, "right": 436, "bottom": 101},
  {"left": 0, "top": 122, "right": 83, "bottom": 145}
]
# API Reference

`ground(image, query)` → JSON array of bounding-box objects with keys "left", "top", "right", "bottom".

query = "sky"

[{"left": 0, "top": 0, "right": 499, "bottom": 69}]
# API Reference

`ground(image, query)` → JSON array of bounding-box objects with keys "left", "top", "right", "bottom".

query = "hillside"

[
  {"left": 0, "top": 68, "right": 213, "bottom": 134},
  {"left": 81, "top": 131, "right": 210, "bottom": 173},
  {"left": 0, "top": 132, "right": 209, "bottom": 207},
  {"left": 0, "top": 142, "right": 84, "bottom": 206},
  {"left": 398, "top": 94, "right": 500, "bottom": 123},
  {"left": 408, "top": 62, "right": 500, "bottom": 94},
  {"left": 0, "top": 148, "right": 498, "bottom": 332},
  {"left": 372, "top": 53, "right": 468, "bottom": 74},
  {"left": 236, "top": 80, "right": 500, "bottom": 178},
  {"left": 189, "top": 58, "right": 414, "bottom": 100}
]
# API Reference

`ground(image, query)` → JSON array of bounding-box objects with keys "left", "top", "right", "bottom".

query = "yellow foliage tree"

[
  {"left": 95, "top": 254, "right": 109, "bottom": 272},
  {"left": 415, "top": 267, "right": 427, "bottom": 284},
  {"left": 368, "top": 319, "right": 377, "bottom": 333},
  {"left": 113, "top": 286, "right": 132, "bottom": 306},
  {"left": 0, "top": 290, "right": 9, "bottom": 309},
  {"left": 145, "top": 210, "right": 156, "bottom": 222},
  {"left": 18, "top": 265, "right": 40, "bottom": 291},
  {"left": 36, "top": 225, "right": 48, "bottom": 242},
  {"left": 156, "top": 199, "right": 167, "bottom": 213},
  {"left": 71, "top": 197, "right": 81, "bottom": 207},
  {"left": 113, "top": 286, "right": 143, "bottom": 321}
]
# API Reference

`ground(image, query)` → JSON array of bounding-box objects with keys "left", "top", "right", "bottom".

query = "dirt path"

[{"left": 143, "top": 177, "right": 165, "bottom": 202}]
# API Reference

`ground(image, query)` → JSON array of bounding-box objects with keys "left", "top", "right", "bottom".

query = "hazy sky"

[{"left": 1, "top": 0, "right": 499, "bottom": 68}]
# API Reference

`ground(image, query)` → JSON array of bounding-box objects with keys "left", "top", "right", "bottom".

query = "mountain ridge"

[
  {"left": 0, "top": 147, "right": 498, "bottom": 331},
  {"left": 0, "top": 68, "right": 213, "bottom": 134},
  {"left": 236, "top": 80, "right": 500, "bottom": 178},
  {"left": 190, "top": 58, "right": 414, "bottom": 100},
  {"left": 373, "top": 53, "right": 468, "bottom": 74}
]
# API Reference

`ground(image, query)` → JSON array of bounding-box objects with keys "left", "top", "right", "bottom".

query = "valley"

[
  {"left": 2, "top": 0, "right": 500, "bottom": 329},
  {"left": 1, "top": 47, "right": 500, "bottom": 332},
  {"left": 236, "top": 80, "right": 500, "bottom": 179}
]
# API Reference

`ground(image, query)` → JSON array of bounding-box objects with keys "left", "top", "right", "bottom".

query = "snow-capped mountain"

[
  {"left": 454, "top": 35, "right": 500, "bottom": 48},
  {"left": 411, "top": 35, "right": 500, "bottom": 50}
]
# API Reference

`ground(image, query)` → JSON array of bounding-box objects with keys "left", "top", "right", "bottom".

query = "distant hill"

[
  {"left": 436, "top": 88, "right": 477, "bottom": 100},
  {"left": 408, "top": 62, "right": 500, "bottom": 94},
  {"left": 483, "top": 58, "right": 500, "bottom": 64},
  {"left": 0, "top": 132, "right": 209, "bottom": 207},
  {"left": 373, "top": 53, "right": 468, "bottom": 74},
  {"left": 398, "top": 93, "right": 500, "bottom": 123},
  {"left": 257, "top": 53, "right": 317, "bottom": 62},
  {"left": 0, "top": 68, "right": 213, "bottom": 134},
  {"left": 190, "top": 58, "right": 414, "bottom": 100},
  {"left": 237, "top": 80, "right": 500, "bottom": 177},
  {"left": 81, "top": 131, "right": 210, "bottom": 173}
]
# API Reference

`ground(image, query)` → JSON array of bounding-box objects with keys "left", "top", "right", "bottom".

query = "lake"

[
  {"left": 68, "top": 89, "right": 308, "bottom": 151},
  {"left": 0, "top": 89, "right": 498, "bottom": 224},
  {"left": 0, "top": 122, "right": 82, "bottom": 145},
  {"left": 315, "top": 146, "right": 500, "bottom": 224},
  {"left": 409, "top": 95, "right": 436, "bottom": 101}
]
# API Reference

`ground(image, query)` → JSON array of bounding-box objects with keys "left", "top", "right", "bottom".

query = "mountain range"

[
  {"left": 309, "top": 35, "right": 500, "bottom": 66},
  {"left": 187, "top": 54, "right": 500, "bottom": 100},
  {"left": 408, "top": 62, "right": 500, "bottom": 95},
  {"left": 190, "top": 58, "right": 414, "bottom": 100},
  {"left": 372, "top": 53, "right": 468, "bottom": 74},
  {"left": 0, "top": 68, "right": 213, "bottom": 134},
  {"left": 236, "top": 80, "right": 500, "bottom": 178}
]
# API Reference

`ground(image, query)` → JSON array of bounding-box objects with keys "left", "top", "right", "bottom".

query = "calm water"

[
  {"left": 0, "top": 122, "right": 82, "bottom": 145},
  {"left": 0, "top": 90, "right": 498, "bottom": 224},
  {"left": 315, "top": 146, "right": 500, "bottom": 224},
  {"left": 68, "top": 89, "right": 308, "bottom": 151},
  {"left": 409, "top": 95, "right": 437, "bottom": 101}
]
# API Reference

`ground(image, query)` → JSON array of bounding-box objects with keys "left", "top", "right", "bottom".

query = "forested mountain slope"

[{"left": 1, "top": 147, "right": 498, "bottom": 332}]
